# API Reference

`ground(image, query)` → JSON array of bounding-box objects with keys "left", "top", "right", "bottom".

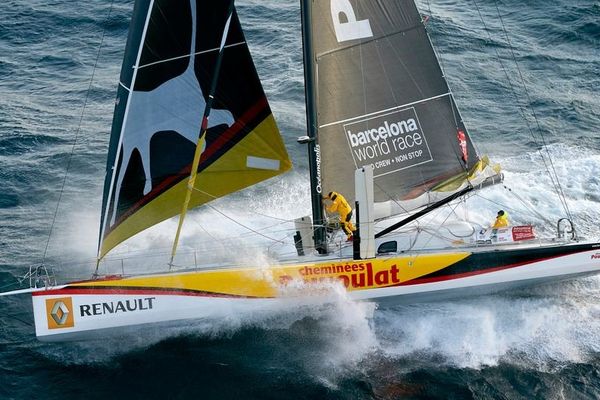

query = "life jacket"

[
  {"left": 326, "top": 192, "right": 352, "bottom": 217},
  {"left": 492, "top": 213, "right": 509, "bottom": 229}
]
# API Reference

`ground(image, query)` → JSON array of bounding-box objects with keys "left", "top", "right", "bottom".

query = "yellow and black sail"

[{"left": 98, "top": 0, "right": 291, "bottom": 259}]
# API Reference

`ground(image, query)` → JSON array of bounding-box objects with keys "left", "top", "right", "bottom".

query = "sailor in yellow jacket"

[
  {"left": 492, "top": 210, "right": 509, "bottom": 229},
  {"left": 323, "top": 191, "right": 355, "bottom": 241}
]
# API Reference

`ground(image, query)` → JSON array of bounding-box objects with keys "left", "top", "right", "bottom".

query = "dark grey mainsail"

[{"left": 303, "top": 0, "right": 499, "bottom": 219}]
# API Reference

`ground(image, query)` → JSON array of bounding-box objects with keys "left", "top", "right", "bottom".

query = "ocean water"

[{"left": 1, "top": 0, "right": 599, "bottom": 399}]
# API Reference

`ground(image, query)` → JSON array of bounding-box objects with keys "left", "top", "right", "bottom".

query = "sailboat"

[{"left": 2, "top": 0, "right": 599, "bottom": 342}]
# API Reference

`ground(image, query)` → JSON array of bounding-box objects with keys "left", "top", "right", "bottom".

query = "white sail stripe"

[
  {"left": 98, "top": 0, "right": 156, "bottom": 258},
  {"left": 137, "top": 41, "right": 246, "bottom": 70},
  {"left": 318, "top": 92, "right": 451, "bottom": 129},
  {"left": 220, "top": 15, "right": 233, "bottom": 51},
  {"left": 246, "top": 156, "right": 281, "bottom": 171},
  {"left": 119, "top": 81, "right": 131, "bottom": 92}
]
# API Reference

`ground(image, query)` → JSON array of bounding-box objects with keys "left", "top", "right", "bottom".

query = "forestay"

[{"left": 98, "top": 0, "right": 291, "bottom": 259}]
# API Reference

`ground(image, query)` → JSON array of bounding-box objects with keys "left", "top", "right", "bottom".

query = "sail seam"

[
  {"left": 315, "top": 24, "right": 423, "bottom": 60},
  {"left": 137, "top": 41, "right": 246, "bottom": 70},
  {"left": 319, "top": 92, "right": 450, "bottom": 128}
]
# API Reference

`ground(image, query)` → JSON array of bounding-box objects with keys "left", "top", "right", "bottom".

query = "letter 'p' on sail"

[{"left": 98, "top": 0, "right": 291, "bottom": 259}]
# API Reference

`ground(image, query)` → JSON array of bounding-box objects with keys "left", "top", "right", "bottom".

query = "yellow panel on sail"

[{"left": 100, "top": 114, "right": 291, "bottom": 258}]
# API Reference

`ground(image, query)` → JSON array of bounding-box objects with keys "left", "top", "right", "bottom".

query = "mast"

[
  {"left": 170, "top": 0, "right": 235, "bottom": 265},
  {"left": 300, "top": 0, "right": 327, "bottom": 254}
]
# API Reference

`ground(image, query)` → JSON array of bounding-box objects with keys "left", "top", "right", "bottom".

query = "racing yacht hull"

[{"left": 32, "top": 241, "right": 600, "bottom": 341}]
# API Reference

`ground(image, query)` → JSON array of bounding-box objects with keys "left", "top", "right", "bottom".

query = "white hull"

[{"left": 32, "top": 242, "right": 600, "bottom": 341}]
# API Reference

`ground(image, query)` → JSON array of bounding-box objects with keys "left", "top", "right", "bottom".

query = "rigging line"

[
  {"left": 191, "top": 218, "right": 220, "bottom": 242},
  {"left": 472, "top": 191, "right": 553, "bottom": 228},
  {"left": 382, "top": 200, "right": 462, "bottom": 261},
  {"left": 204, "top": 203, "right": 285, "bottom": 244},
  {"left": 0, "top": 281, "right": 22, "bottom": 291},
  {"left": 422, "top": 0, "right": 448, "bottom": 78},
  {"left": 472, "top": 0, "right": 570, "bottom": 221},
  {"left": 470, "top": 0, "right": 568, "bottom": 209},
  {"left": 188, "top": 187, "right": 296, "bottom": 223},
  {"left": 491, "top": 0, "right": 573, "bottom": 221},
  {"left": 42, "top": 0, "right": 116, "bottom": 264},
  {"left": 412, "top": 200, "right": 463, "bottom": 251},
  {"left": 417, "top": 5, "right": 470, "bottom": 168},
  {"left": 501, "top": 185, "right": 555, "bottom": 226},
  {"left": 236, "top": 223, "right": 297, "bottom": 237},
  {"left": 137, "top": 42, "right": 246, "bottom": 70},
  {"left": 377, "top": 186, "right": 473, "bottom": 238},
  {"left": 372, "top": 180, "right": 411, "bottom": 217},
  {"left": 469, "top": 0, "right": 535, "bottom": 157},
  {"left": 426, "top": 27, "right": 460, "bottom": 135}
]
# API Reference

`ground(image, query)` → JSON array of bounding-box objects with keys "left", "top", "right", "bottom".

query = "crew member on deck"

[
  {"left": 492, "top": 210, "right": 509, "bottom": 229},
  {"left": 323, "top": 191, "right": 355, "bottom": 241}
]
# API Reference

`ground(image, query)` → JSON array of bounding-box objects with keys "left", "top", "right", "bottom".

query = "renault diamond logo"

[
  {"left": 46, "top": 297, "right": 74, "bottom": 329},
  {"left": 50, "top": 301, "right": 69, "bottom": 325}
]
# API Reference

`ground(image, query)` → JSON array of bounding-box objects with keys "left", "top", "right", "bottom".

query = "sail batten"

[
  {"left": 98, "top": 0, "right": 291, "bottom": 259},
  {"left": 319, "top": 92, "right": 452, "bottom": 129},
  {"left": 137, "top": 41, "right": 246, "bottom": 70}
]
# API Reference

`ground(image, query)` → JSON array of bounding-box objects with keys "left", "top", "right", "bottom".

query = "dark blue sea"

[{"left": 1, "top": 0, "right": 600, "bottom": 399}]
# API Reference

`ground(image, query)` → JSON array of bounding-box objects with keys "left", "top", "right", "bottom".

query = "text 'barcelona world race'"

[{"left": 343, "top": 108, "right": 433, "bottom": 177}]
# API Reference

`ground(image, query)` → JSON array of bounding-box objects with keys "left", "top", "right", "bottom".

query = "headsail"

[
  {"left": 98, "top": 0, "right": 291, "bottom": 259},
  {"left": 304, "top": 0, "right": 500, "bottom": 219}
]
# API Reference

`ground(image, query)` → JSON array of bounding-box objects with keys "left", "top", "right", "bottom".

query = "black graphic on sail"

[
  {"left": 305, "top": 0, "right": 500, "bottom": 217},
  {"left": 98, "top": 0, "right": 291, "bottom": 258}
]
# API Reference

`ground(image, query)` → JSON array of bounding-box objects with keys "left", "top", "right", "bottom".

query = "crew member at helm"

[
  {"left": 323, "top": 191, "right": 356, "bottom": 241},
  {"left": 492, "top": 210, "right": 509, "bottom": 229}
]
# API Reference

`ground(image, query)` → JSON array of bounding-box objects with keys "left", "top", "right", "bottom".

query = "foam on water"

[
  {"left": 33, "top": 278, "right": 378, "bottom": 383},
  {"left": 462, "top": 144, "right": 600, "bottom": 238},
  {"left": 372, "top": 275, "right": 600, "bottom": 371},
  {"left": 1, "top": 1, "right": 599, "bottom": 397},
  {"left": 35, "top": 138, "right": 600, "bottom": 373}
]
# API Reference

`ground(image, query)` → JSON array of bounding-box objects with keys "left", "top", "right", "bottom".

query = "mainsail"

[
  {"left": 98, "top": 0, "right": 291, "bottom": 258},
  {"left": 304, "top": 0, "right": 500, "bottom": 219}
]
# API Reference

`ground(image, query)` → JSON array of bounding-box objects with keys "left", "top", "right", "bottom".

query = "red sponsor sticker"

[{"left": 512, "top": 226, "right": 535, "bottom": 241}]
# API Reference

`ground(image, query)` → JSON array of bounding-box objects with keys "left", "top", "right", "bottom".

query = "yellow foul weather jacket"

[
  {"left": 492, "top": 213, "right": 509, "bottom": 229},
  {"left": 325, "top": 192, "right": 352, "bottom": 217}
]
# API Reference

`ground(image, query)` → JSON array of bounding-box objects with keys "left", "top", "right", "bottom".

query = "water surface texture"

[{"left": 1, "top": 0, "right": 599, "bottom": 399}]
